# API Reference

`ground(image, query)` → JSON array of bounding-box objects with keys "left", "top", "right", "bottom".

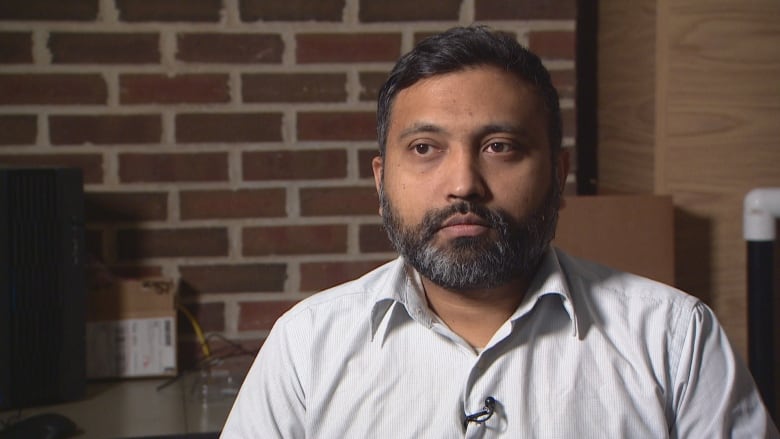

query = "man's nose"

[{"left": 445, "top": 148, "right": 487, "bottom": 202}]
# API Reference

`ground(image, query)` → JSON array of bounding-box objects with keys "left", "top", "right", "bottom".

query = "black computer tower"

[{"left": 0, "top": 167, "right": 86, "bottom": 409}]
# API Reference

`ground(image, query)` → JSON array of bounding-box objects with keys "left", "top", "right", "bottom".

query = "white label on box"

[{"left": 87, "top": 317, "right": 176, "bottom": 378}]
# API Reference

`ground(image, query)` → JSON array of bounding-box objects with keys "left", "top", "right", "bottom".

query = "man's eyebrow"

[
  {"left": 477, "top": 123, "right": 528, "bottom": 138},
  {"left": 396, "top": 122, "right": 530, "bottom": 142},
  {"left": 397, "top": 123, "right": 447, "bottom": 140}
]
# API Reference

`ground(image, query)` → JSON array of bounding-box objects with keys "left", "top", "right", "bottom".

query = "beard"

[{"left": 379, "top": 179, "right": 561, "bottom": 292}]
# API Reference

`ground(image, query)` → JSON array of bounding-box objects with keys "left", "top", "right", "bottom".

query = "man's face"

[{"left": 372, "top": 66, "right": 568, "bottom": 291}]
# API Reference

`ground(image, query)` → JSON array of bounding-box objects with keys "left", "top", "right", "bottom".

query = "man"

[{"left": 222, "top": 26, "right": 778, "bottom": 438}]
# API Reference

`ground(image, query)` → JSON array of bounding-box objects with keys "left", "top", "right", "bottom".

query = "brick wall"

[{"left": 0, "top": 0, "right": 577, "bottom": 366}]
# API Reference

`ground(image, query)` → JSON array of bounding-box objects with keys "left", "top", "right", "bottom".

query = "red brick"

[
  {"left": 475, "top": 0, "right": 576, "bottom": 20},
  {"left": 0, "top": 115, "right": 36, "bottom": 145},
  {"left": 359, "top": 71, "right": 387, "bottom": 102},
  {"left": 298, "top": 111, "right": 376, "bottom": 141},
  {"left": 242, "top": 224, "right": 347, "bottom": 256},
  {"left": 411, "top": 30, "right": 517, "bottom": 48},
  {"left": 120, "top": 74, "right": 229, "bottom": 104},
  {"left": 49, "top": 33, "right": 159, "bottom": 64},
  {"left": 178, "top": 302, "right": 224, "bottom": 333},
  {"left": 297, "top": 33, "right": 401, "bottom": 63},
  {"left": 0, "top": 153, "right": 103, "bottom": 183},
  {"left": 300, "top": 260, "right": 388, "bottom": 291},
  {"left": 359, "top": 0, "right": 460, "bottom": 21},
  {"left": 564, "top": 145, "right": 577, "bottom": 175},
  {"left": 50, "top": 114, "right": 161, "bottom": 145},
  {"left": 177, "top": 33, "right": 283, "bottom": 63},
  {"left": 550, "top": 69, "right": 576, "bottom": 100},
  {"left": 0, "top": 74, "right": 106, "bottom": 105},
  {"left": 242, "top": 150, "right": 346, "bottom": 181},
  {"left": 204, "top": 337, "right": 262, "bottom": 357},
  {"left": 240, "top": 0, "right": 344, "bottom": 21},
  {"left": 180, "top": 188, "right": 286, "bottom": 220},
  {"left": 0, "top": 32, "right": 32, "bottom": 63},
  {"left": 299, "top": 186, "right": 378, "bottom": 216},
  {"left": 358, "top": 148, "right": 379, "bottom": 178},
  {"left": 85, "top": 191, "right": 167, "bottom": 222},
  {"left": 359, "top": 224, "right": 394, "bottom": 253},
  {"left": 116, "top": 227, "right": 228, "bottom": 258},
  {"left": 528, "top": 31, "right": 576, "bottom": 60},
  {"left": 119, "top": 152, "right": 228, "bottom": 183},
  {"left": 116, "top": 0, "right": 222, "bottom": 22},
  {"left": 179, "top": 263, "right": 287, "bottom": 295},
  {"left": 242, "top": 73, "right": 346, "bottom": 103},
  {"left": 562, "top": 108, "right": 575, "bottom": 139},
  {"left": 238, "top": 300, "right": 298, "bottom": 331},
  {"left": 0, "top": 0, "right": 98, "bottom": 20},
  {"left": 563, "top": 178, "right": 577, "bottom": 196},
  {"left": 176, "top": 113, "right": 282, "bottom": 143}
]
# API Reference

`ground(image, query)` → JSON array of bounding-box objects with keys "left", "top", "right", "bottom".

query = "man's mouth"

[
  {"left": 437, "top": 213, "right": 491, "bottom": 238},
  {"left": 441, "top": 213, "right": 489, "bottom": 228}
]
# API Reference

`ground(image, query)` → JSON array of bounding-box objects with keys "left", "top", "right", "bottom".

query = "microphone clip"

[{"left": 463, "top": 396, "right": 496, "bottom": 428}]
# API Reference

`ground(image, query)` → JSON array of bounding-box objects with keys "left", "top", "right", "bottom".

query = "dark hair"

[{"left": 376, "top": 26, "right": 562, "bottom": 160}]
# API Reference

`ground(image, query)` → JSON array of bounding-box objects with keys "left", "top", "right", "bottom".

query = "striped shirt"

[{"left": 222, "top": 248, "right": 779, "bottom": 438}]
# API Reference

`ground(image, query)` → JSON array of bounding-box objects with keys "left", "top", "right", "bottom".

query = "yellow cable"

[{"left": 177, "top": 303, "right": 212, "bottom": 359}]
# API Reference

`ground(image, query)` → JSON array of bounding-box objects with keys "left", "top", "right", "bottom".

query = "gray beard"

[{"left": 379, "top": 181, "right": 561, "bottom": 292}]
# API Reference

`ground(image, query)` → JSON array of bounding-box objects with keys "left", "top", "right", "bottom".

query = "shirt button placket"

[{"left": 463, "top": 355, "right": 493, "bottom": 439}]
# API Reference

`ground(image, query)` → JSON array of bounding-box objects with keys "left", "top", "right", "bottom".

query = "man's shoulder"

[
  {"left": 553, "top": 248, "right": 709, "bottom": 356},
  {"left": 553, "top": 248, "right": 700, "bottom": 312},
  {"left": 277, "top": 257, "right": 402, "bottom": 323}
]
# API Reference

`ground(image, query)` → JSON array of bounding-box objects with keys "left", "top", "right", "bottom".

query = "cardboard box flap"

[{"left": 89, "top": 278, "right": 175, "bottom": 321}]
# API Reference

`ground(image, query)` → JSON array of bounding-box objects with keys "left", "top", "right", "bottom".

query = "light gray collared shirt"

[{"left": 222, "top": 248, "right": 779, "bottom": 438}]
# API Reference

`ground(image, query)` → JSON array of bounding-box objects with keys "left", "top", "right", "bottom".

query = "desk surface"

[{"left": 0, "top": 372, "right": 237, "bottom": 438}]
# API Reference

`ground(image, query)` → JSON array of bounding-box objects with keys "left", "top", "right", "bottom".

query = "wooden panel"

[
  {"left": 657, "top": 0, "right": 780, "bottom": 361},
  {"left": 597, "top": 0, "right": 657, "bottom": 193},
  {"left": 599, "top": 0, "right": 780, "bottom": 416}
]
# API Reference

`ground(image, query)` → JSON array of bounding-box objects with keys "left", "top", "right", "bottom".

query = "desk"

[{"left": 0, "top": 371, "right": 237, "bottom": 438}]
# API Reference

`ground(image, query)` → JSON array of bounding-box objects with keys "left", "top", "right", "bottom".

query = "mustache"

[{"left": 418, "top": 202, "right": 509, "bottom": 241}]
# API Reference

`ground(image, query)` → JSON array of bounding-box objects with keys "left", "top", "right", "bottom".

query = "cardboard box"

[
  {"left": 86, "top": 278, "right": 177, "bottom": 379},
  {"left": 553, "top": 195, "right": 675, "bottom": 285}
]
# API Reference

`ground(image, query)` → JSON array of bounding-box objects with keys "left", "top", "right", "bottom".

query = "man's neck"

[{"left": 421, "top": 277, "right": 529, "bottom": 350}]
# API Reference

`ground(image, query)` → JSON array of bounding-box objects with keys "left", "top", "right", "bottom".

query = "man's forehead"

[{"left": 387, "top": 80, "right": 543, "bottom": 139}]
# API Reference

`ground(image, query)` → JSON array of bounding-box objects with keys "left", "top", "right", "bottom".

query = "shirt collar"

[
  {"left": 510, "top": 247, "right": 579, "bottom": 338},
  {"left": 368, "top": 247, "right": 580, "bottom": 341},
  {"left": 368, "top": 259, "right": 427, "bottom": 340}
]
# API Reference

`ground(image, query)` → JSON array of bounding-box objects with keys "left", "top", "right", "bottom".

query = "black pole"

[
  {"left": 747, "top": 240, "right": 775, "bottom": 416},
  {"left": 575, "top": 0, "right": 598, "bottom": 195}
]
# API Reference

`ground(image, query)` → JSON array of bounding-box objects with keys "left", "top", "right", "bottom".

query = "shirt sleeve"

[
  {"left": 670, "top": 301, "right": 779, "bottom": 438},
  {"left": 220, "top": 317, "right": 307, "bottom": 439}
]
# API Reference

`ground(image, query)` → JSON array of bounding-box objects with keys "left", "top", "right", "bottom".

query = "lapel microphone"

[{"left": 463, "top": 396, "right": 496, "bottom": 428}]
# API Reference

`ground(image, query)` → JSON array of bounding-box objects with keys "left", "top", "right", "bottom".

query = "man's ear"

[{"left": 372, "top": 155, "right": 384, "bottom": 216}]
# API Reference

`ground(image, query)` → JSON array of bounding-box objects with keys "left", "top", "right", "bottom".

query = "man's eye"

[
  {"left": 413, "top": 143, "right": 432, "bottom": 155},
  {"left": 486, "top": 142, "right": 513, "bottom": 153}
]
